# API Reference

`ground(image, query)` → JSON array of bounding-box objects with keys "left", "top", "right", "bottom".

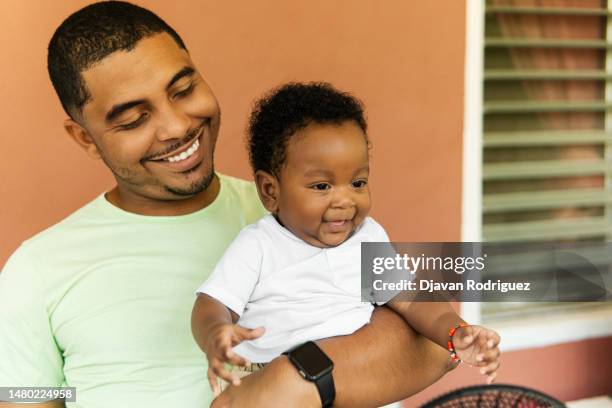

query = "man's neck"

[{"left": 105, "top": 174, "right": 221, "bottom": 216}]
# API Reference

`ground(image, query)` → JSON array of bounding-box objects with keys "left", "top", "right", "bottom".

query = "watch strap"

[{"left": 314, "top": 370, "right": 335, "bottom": 408}]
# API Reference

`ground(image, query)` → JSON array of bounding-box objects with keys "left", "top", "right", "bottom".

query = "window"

[{"left": 462, "top": 0, "right": 612, "bottom": 350}]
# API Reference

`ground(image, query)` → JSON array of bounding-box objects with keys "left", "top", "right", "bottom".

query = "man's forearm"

[
  {"left": 213, "top": 306, "right": 455, "bottom": 407},
  {"left": 317, "top": 306, "right": 454, "bottom": 407}
]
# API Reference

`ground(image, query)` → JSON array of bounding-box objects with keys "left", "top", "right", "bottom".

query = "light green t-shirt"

[{"left": 0, "top": 174, "right": 266, "bottom": 408}]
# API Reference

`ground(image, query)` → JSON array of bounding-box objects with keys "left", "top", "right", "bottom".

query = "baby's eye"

[
  {"left": 311, "top": 183, "right": 331, "bottom": 191},
  {"left": 352, "top": 180, "right": 368, "bottom": 188}
]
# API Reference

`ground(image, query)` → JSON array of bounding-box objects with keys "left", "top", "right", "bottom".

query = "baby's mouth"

[{"left": 324, "top": 218, "right": 353, "bottom": 232}]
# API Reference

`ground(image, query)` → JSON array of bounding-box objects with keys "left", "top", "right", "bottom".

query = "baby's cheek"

[{"left": 360, "top": 198, "right": 372, "bottom": 216}]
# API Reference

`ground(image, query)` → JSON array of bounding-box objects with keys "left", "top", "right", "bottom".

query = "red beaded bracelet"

[{"left": 447, "top": 322, "right": 469, "bottom": 362}]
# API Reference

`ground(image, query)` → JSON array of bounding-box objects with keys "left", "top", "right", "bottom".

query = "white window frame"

[{"left": 461, "top": 0, "right": 612, "bottom": 352}]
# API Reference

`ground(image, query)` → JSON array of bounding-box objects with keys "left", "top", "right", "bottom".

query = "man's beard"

[
  {"left": 164, "top": 163, "right": 215, "bottom": 196},
  {"left": 103, "top": 150, "right": 216, "bottom": 198}
]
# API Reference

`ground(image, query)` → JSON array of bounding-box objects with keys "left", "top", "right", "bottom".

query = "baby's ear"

[{"left": 254, "top": 170, "right": 280, "bottom": 213}]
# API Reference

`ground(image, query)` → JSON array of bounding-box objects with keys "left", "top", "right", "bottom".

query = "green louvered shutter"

[{"left": 482, "top": 0, "right": 612, "bottom": 319}]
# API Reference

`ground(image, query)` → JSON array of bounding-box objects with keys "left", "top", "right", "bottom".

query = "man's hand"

[
  {"left": 203, "top": 322, "right": 265, "bottom": 396},
  {"left": 452, "top": 325, "right": 501, "bottom": 383}
]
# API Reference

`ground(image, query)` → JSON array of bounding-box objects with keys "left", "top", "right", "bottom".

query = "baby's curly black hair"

[{"left": 247, "top": 82, "right": 368, "bottom": 176}]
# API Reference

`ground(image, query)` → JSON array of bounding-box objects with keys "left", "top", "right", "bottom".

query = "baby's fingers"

[
  {"left": 476, "top": 347, "right": 500, "bottom": 366},
  {"left": 225, "top": 349, "right": 251, "bottom": 369},
  {"left": 485, "top": 329, "right": 501, "bottom": 349},
  {"left": 234, "top": 325, "right": 266, "bottom": 342},
  {"left": 207, "top": 367, "right": 221, "bottom": 397},
  {"left": 479, "top": 360, "right": 500, "bottom": 378},
  {"left": 211, "top": 360, "right": 241, "bottom": 387},
  {"left": 451, "top": 326, "right": 476, "bottom": 350}
]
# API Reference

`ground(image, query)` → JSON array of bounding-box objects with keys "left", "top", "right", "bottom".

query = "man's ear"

[
  {"left": 63, "top": 118, "right": 101, "bottom": 159},
  {"left": 254, "top": 170, "right": 280, "bottom": 213}
]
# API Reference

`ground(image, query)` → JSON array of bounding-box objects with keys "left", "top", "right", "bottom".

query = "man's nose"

[{"left": 154, "top": 103, "right": 191, "bottom": 141}]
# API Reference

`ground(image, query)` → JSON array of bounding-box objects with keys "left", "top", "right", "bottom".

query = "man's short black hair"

[
  {"left": 247, "top": 82, "right": 368, "bottom": 176},
  {"left": 48, "top": 1, "right": 187, "bottom": 118}
]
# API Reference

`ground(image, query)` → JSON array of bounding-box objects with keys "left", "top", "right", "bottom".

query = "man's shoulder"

[
  {"left": 21, "top": 194, "right": 107, "bottom": 250},
  {"left": 218, "top": 173, "right": 267, "bottom": 223},
  {"left": 218, "top": 173, "right": 257, "bottom": 198},
  {"left": 2, "top": 194, "right": 108, "bottom": 284}
]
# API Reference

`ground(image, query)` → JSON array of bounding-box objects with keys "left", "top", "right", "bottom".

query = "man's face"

[
  {"left": 76, "top": 32, "right": 220, "bottom": 201},
  {"left": 276, "top": 121, "right": 371, "bottom": 248}
]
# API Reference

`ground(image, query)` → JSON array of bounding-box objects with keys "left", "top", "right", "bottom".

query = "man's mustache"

[{"left": 142, "top": 119, "right": 208, "bottom": 162}]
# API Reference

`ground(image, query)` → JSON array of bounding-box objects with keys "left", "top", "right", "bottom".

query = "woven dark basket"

[{"left": 420, "top": 384, "right": 566, "bottom": 408}]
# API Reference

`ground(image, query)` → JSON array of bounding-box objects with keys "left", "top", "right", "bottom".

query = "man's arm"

[
  {"left": 212, "top": 306, "right": 455, "bottom": 407},
  {"left": 0, "top": 249, "right": 66, "bottom": 407}
]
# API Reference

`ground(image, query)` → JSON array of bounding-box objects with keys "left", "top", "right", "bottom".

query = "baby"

[{"left": 192, "top": 82, "right": 501, "bottom": 397}]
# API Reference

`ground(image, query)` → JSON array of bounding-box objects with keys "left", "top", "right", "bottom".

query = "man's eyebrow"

[
  {"left": 105, "top": 100, "right": 146, "bottom": 123},
  {"left": 166, "top": 66, "right": 195, "bottom": 90}
]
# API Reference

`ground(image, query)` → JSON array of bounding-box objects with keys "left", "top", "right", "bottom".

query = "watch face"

[{"left": 290, "top": 341, "right": 333, "bottom": 378}]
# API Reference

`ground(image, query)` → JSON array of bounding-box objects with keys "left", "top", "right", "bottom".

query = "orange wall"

[
  {"left": 0, "top": 0, "right": 465, "bottom": 265},
  {"left": 1, "top": 0, "right": 609, "bottom": 405}
]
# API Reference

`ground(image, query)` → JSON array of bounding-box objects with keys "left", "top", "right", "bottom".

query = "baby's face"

[{"left": 276, "top": 121, "right": 371, "bottom": 248}]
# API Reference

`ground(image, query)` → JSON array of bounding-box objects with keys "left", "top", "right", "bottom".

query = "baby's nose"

[{"left": 331, "top": 192, "right": 355, "bottom": 208}]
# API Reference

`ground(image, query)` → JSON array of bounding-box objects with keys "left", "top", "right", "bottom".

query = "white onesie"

[{"left": 197, "top": 214, "right": 390, "bottom": 363}]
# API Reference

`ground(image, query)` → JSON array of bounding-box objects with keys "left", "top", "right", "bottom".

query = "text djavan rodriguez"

[{"left": 372, "top": 279, "right": 531, "bottom": 293}]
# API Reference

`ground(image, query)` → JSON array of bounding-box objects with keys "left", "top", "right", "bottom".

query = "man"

[{"left": 0, "top": 2, "right": 454, "bottom": 407}]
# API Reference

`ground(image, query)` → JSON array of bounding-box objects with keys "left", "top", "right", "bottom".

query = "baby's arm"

[
  {"left": 191, "top": 294, "right": 264, "bottom": 395},
  {"left": 388, "top": 300, "right": 501, "bottom": 383},
  {"left": 191, "top": 226, "right": 266, "bottom": 393}
]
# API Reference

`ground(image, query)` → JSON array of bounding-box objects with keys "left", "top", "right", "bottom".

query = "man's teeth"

[{"left": 166, "top": 139, "right": 199, "bottom": 163}]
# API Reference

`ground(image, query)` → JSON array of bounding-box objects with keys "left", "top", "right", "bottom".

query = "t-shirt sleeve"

[
  {"left": 369, "top": 218, "right": 391, "bottom": 242},
  {"left": 196, "top": 228, "right": 263, "bottom": 317},
  {"left": 366, "top": 219, "right": 409, "bottom": 305},
  {"left": 0, "top": 245, "right": 65, "bottom": 388}
]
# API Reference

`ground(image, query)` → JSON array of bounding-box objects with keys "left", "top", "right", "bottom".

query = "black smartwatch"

[{"left": 283, "top": 341, "right": 335, "bottom": 408}]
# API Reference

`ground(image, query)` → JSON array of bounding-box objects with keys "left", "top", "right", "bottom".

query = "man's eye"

[
  {"left": 312, "top": 183, "right": 331, "bottom": 191},
  {"left": 119, "top": 113, "right": 148, "bottom": 130},
  {"left": 174, "top": 83, "right": 195, "bottom": 99},
  {"left": 352, "top": 180, "right": 368, "bottom": 188}
]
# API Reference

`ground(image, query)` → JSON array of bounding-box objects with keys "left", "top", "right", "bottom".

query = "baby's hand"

[
  {"left": 203, "top": 323, "right": 265, "bottom": 396},
  {"left": 452, "top": 325, "right": 501, "bottom": 384}
]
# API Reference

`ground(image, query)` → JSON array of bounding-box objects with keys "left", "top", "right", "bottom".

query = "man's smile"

[
  {"left": 147, "top": 125, "right": 206, "bottom": 172},
  {"left": 163, "top": 137, "right": 199, "bottom": 163},
  {"left": 146, "top": 121, "right": 207, "bottom": 162}
]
